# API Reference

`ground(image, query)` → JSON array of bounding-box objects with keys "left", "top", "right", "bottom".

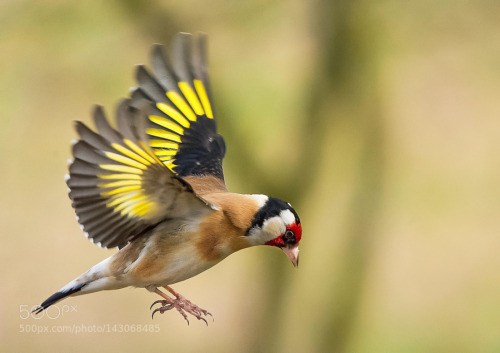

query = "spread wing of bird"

[
  {"left": 129, "top": 33, "right": 226, "bottom": 184},
  {"left": 66, "top": 100, "right": 214, "bottom": 249}
]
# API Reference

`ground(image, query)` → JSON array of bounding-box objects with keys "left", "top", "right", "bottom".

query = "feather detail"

[
  {"left": 129, "top": 33, "right": 226, "bottom": 181},
  {"left": 67, "top": 99, "right": 214, "bottom": 249}
]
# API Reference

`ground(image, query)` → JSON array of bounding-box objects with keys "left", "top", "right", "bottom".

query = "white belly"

[
  {"left": 154, "top": 242, "right": 218, "bottom": 286},
  {"left": 123, "top": 234, "right": 220, "bottom": 288}
]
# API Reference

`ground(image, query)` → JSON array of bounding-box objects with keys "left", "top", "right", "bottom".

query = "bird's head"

[{"left": 246, "top": 196, "right": 302, "bottom": 267}]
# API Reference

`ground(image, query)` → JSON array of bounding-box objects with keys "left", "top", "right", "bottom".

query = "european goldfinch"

[{"left": 34, "top": 33, "right": 302, "bottom": 324}]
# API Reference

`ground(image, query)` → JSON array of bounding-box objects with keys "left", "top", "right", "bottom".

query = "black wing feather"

[{"left": 130, "top": 32, "right": 226, "bottom": 181}]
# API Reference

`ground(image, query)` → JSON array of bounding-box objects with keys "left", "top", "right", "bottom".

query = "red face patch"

[
  {"left": 290, "top": 222, "right": 302, "bottom": 243},
  {"left": 265, "top": 222, "right": 302, "bottom": 247},
  {"left": 265, "top": 236, "right": 284, "bottom": 247}
]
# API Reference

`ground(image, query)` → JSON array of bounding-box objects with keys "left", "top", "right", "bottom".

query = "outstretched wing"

[
  {"left": 67, "top": 100, "right": 214, "bottom": 249},
  {"left": 130, "top": 32, "right": 226, "bottom": 183}
]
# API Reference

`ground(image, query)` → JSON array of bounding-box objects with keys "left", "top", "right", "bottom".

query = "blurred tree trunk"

[
  {"left": 243, "top": 0, "right": 386, "bottom": 352},
  {"left": 312, "top": 2, "right": 386, "bottom": 352}
]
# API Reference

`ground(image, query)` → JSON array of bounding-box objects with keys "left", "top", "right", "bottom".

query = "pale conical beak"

[{"left": 282, "top": 244, "right": 299, "bottom": 268}]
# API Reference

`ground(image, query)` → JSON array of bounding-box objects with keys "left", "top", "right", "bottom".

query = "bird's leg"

[
  {"left": 149, "top": 286, "right": 213, "bottom": 325},
  {"left": 163, "top": 286, "right": 214, "bottom": 321}
]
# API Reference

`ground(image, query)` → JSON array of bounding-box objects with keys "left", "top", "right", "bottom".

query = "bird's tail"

[
  {"left": 33, "top": 257, "right": 114, "bottom": 314},
  {"left": 32, "top": 282, "right": 87, "bottom": 314}
]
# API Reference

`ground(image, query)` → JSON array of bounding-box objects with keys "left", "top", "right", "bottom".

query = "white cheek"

[
  {"left": 263, "top": 217, "right": 285, "bottom": 238},
  {"left": 247, "top": 216, "right": 285, "bottom": 246}
]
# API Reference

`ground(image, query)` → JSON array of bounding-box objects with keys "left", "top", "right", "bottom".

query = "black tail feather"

[{"left": 33, "top": 283, "right": 86, "bottom": 314}]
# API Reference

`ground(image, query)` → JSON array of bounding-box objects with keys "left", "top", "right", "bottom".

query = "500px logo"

[{"left": 20, "top": 304, "right": 78, "bottom": 320}]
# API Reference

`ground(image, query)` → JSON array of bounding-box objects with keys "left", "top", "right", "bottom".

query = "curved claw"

[
  {"left": 199, "top": 316, "right": 208, "bottom": 326},
  {"left": 150, "top": 300, "right": 165, "bottom": 311},
  {"left": 151, "top": 307, "right": 162, "bottom": 319},
  {"left": 150, "top": 288, "right": 213, "bottom": 325},
  {"left": 151, "top": 303, "right": 174, "bottom": 319},
  {"left": 204, "top": 311, "right": 214, "bottom": 322}
]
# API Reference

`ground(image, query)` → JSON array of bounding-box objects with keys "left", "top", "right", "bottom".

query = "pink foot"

[{"left": 150, "top": 287, "right": 213, "bottom": 325}]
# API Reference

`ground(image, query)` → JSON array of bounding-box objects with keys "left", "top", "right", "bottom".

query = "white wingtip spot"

[
  {"left": 96, "top": 242, "right": 103, "bottom": 248},
  {"left": 64, "top": 174, "right": 70, "bottom": 182},
  {"left": 75, "top": 215, "right": 79, "bottom": 222},
  {"left": 70, "top": 139, "right": 78, "bottom": 146},
  {"left": 67, "top": 158, "right": 74, "bottom": 166},
  {"left": 84, "top": 232, "right": 90, "bottom": 239},
  {"left": 80, "top": 224, "right": 85, "bottom": 231},
  {"left": 129, "top": 86, "right": 137, "bottom": 92}
]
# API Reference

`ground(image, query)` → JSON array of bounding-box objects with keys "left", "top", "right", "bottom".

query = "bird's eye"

[{"left": 284, "top": 229, "right": 295, "bottom": 242}]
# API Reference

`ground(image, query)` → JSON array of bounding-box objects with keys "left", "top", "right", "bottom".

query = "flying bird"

[{"left": 33, "top": 33, "right": 302, "bottom": 325}]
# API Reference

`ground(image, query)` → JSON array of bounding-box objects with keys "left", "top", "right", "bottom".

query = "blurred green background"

[{"left": 2, "top": 0, "right": 500, "bottom": 352}]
